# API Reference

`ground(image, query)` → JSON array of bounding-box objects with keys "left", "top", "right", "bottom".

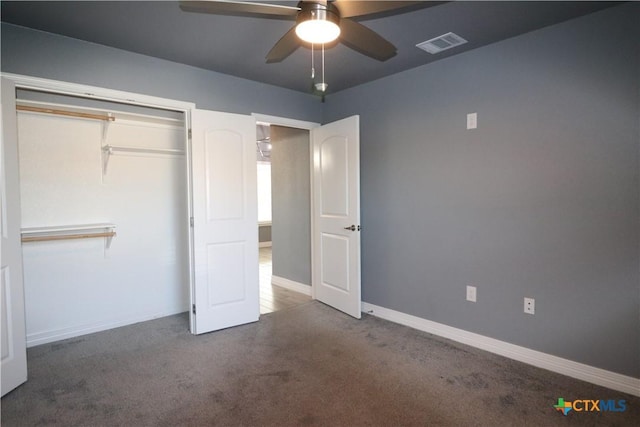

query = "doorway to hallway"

[
  {"left": 259, "top": 247, "right": 311, "bottom": 314},
  {"left": 256, "top": 122, "right": 313, "bottom": 314}
]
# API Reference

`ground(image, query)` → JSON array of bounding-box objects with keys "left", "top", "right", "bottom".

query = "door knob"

[{"left": 344, "top": 225, "right": 361, "bottom": 231}]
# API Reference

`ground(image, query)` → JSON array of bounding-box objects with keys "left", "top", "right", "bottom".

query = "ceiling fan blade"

[
  {"left": 339, "top": 18, "right": 396, "bottom": 61},
  {"left": 266, "top": 26, "right": 300, "bottom": 63},
  {"left": 333, "top": 1, "right": 427, "bottom": 18},
  {"left": 179, "top": 1, "right": 299, "bottom": 18}
]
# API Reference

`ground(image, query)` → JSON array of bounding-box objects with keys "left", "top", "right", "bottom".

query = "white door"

[
  {"left": 190, "top": 110, "right": 259, "bottom": 334},
  {"left": 312, "top": 115, "right": 361, "bottom": 319},
  {"left": 1, "top": 77, "right": 28, "bottom": 396}
]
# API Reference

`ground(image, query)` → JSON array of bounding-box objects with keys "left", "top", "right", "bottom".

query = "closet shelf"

[
  {"left": 102, "top": 145, "right": 185, "bottom": 156},
  {"left": 101, "top": 145, "right": 184, "bottom": 177},
  {"left": 21, "top": 223, "right": 116, "bottom": 247}
]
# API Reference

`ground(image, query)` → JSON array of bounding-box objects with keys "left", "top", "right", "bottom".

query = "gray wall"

[
  {"left": 324, "top": 3, "right": 639, "bottom": 378},
  {"left": 259, "top": 225, "right": 271, "bottom": 244},
  {"left": 1, "top": 23, "right": 322, "bottom": 121},
  {"left": 271, "top": 126, "right": 311, "bottom": 286}
]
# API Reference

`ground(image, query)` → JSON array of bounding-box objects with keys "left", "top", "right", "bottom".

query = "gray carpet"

[{"left": 1, "top": 301, "right": 638, "bottom": 426}]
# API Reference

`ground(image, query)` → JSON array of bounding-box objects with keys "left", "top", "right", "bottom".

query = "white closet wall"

[{"left": 18, "top": 105, "right": 189, "bottom": 346}]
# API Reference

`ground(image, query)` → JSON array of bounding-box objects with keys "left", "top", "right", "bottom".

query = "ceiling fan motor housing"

[{"left": 296, "top": 1, "right": 341, "bottom": 29}]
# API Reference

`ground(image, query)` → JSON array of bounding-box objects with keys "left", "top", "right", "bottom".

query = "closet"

[{"left": 16, "top": 90, "right": 189, "bottom": 346}]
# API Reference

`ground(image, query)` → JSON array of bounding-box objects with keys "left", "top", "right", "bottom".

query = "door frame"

[
  {"left": 1, "top": 72, "right": 198, "bottom": 333},
  {"left": 252, "top": 113, "right": 320, "bottom": 298},
  {"left": 2, "top": 76, "right": 28, "bottom": 396}
]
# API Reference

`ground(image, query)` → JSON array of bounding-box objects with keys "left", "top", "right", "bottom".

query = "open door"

[
  {"left": 190, "top": 110, "right": 259, "bottom": 334},
  {"left": 312, "top": 115, "right": 361, "bottom": 319},
  {"left": 1, "top": 77, "right": 28, "bottom": 395}
]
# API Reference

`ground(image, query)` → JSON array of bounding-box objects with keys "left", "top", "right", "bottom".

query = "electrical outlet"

[
  {"left": 466, "top": 285, "right": 477, "bottom": 302},
  {"left": 524, "top": 297, "right": 535, "bottom": 315}
]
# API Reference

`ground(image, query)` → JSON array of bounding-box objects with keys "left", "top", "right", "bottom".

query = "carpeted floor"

[{"left": 1, "top": 301, "right": 638, "bottom": 426}]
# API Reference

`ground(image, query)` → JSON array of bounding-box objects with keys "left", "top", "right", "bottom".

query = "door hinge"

[
  {"left": 192, "top": 304, "right": 196, "bottom": 315},
  {"left": 188, "top": 128, "right": 192, "bottom": 140},
  {"left": 190, "top": 217, "right": 194, "bottom": 227}
]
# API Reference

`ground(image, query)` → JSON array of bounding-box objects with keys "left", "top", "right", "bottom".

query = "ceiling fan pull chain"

[
  {"left": 321, "top": 43, "right": 326, "bottom": 91},
  {"left": 313, "top": 43, "right": 328, "bottom": 94},
  {"left": 311, "top": 43, "right": 315, "bottom": 79}
]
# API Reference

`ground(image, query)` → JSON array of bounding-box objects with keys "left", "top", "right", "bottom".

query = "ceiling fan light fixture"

[
  {"left": 296, "top": 20, "right": 340, "bottom": 44},
  {"left": 295, "top": 2, "right": 341, "bottom": 44}
]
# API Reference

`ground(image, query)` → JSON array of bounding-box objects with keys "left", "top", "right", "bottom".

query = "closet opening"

[
  {"left": 256, "top": 122, "right": 312, "bottom": 314},
  {"left": 15, "top": 89, "right": 191, "bottom": 347}
]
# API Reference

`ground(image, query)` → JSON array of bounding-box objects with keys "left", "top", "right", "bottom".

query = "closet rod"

[
  {"left": 103, "top": 145, "right": 184, "bottom": 156},
  {"left": 21, "top": 231, "right": 116, "bottom": 243},
  {"left": 16, "top": 105, "right": 115, "bottom": 122}
]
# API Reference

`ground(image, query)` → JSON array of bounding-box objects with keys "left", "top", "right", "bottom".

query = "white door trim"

[
  {"left": 251, "top": 113, "right": 320, "bottom": 299},
  {"left": 1, "top": 73, "right": 195, "bottom": 112},
  {"left": 1, "top": 76, "right": 28, "bottom": 396},
  {"left": 252, "top": 113, "right": 319, "bottom": 131}
]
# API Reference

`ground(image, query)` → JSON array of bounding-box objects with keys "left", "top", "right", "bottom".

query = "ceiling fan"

[{"left": 179, "top": 1, "right": 436, "bottom": 63}]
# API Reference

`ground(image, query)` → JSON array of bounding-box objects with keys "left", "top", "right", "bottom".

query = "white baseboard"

[
  {"left": 271, "top": 275, "right": 312, "bottom": 296},
  {"left": 26, "top": 306, "right": 188, "bottom": 348},
  {"left": 361, "top": 302, "right": 640, "bottom": 397},
  {"left": 259, "top": 241, "right": 272, "bottom": 248}
]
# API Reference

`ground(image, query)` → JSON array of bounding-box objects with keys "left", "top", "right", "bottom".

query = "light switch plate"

[{"left": 467, "top": 112, "right": 477, "bottom": 129}]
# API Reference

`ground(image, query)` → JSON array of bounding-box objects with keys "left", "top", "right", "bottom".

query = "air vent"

[{"left": 416, "top": 32, "right": 467, "bottom": 54}]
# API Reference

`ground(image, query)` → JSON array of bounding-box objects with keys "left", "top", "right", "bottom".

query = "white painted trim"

[
  {"left": 252, "top": 113, "right": 319, "bottom": 130},
  {"left": 271, "top": 275, "right": 312, "bottom": 296},
  {"left": 256, "top": 116, "right": 317, "bottom": 299},
  {"left": 2, "top": 73, "right": 195, "bottom": 111},
  {"left": 259, "top": 241, "right": 272, "bottom": 248},
  {"left": 308, "top": 126, "right": 316, "bottom": 301},
  {"left": 361, "top": 302, "right": 640, "bottom": 397},
  {"left": 26, "top": 307, "right": 187, "bottom": 348}
]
